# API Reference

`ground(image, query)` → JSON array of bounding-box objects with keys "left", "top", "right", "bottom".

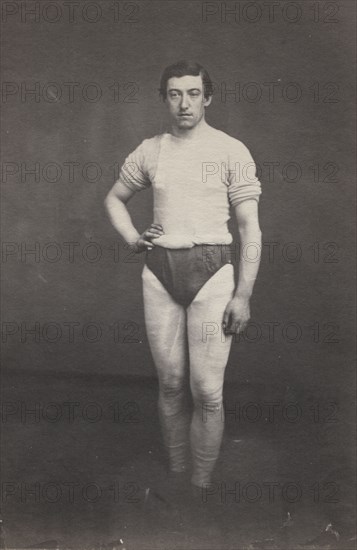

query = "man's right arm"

[
  {"left": 104, "top": 181, "right": 141, "bottom": 246},
  {"left": 104, "top": 181, "right": 164, "bottom": 252},
  {"left": 105, "top": 138, "right": 164, "bottom": 251}
]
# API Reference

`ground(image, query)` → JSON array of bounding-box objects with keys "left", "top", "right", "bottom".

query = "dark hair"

[{"left": 159, "top": 60, "right": 213, "bottom": 100}]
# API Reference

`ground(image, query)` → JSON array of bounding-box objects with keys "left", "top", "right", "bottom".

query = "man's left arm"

[{"left": 223, "top": 199, "right": 262, "bottom": 335}]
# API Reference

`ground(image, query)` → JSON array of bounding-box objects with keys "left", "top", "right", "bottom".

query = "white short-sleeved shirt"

[{"left": 117, "top": 125, "right": 261, "bottom": 248}]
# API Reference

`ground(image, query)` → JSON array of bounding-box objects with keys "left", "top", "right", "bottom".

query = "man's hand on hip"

[{"left": 133, "top": 223, "right": 164, "bottom": 253}]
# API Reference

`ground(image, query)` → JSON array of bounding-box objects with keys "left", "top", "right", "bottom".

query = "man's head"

[{"left": 159, "top": 60, "right": 213, "bottom": 131}]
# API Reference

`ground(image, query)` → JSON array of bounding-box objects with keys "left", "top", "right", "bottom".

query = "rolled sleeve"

[
  {"left": 117, "top": 140, "right": 152, "bottom": 192},
  {"left": 227, "top": 142, "right": 262, "bottom": 207}
]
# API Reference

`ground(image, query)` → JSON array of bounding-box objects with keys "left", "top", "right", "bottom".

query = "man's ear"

[{"left": 204, "top": 95, "right": 212, "bottom": 107}]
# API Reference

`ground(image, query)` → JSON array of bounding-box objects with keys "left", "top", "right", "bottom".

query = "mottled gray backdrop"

[{"left": 2, "top": 0, "right": 355, "bottom": 392}]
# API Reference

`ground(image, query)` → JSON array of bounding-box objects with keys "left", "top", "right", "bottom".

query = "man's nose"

[{"left": 180, "top": 94, "right": 190, "bottom": 110}]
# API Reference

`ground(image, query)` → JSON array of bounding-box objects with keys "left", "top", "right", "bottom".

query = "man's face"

[{"left": 165, "top": 74, "right": 212, "bottom": 130}]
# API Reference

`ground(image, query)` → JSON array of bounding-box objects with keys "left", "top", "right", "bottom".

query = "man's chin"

[{"left": 177, "top": 119, "right": 195, "bottom": 128}]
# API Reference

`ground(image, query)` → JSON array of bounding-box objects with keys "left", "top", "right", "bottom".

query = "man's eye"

[{"left": 170, "top": 93, "right": 179, "bottom": 98}]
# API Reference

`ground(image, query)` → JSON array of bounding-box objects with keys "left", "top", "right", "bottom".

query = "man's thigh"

[
  {"left": 187, "top": 264, "right": 234, "bottom": 392},
  {"left": 142, "top": 265, "right": 188, "bottom": 380}
]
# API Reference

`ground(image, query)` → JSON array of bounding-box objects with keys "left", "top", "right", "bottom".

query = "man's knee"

[
  {"left": 191, "top": 379, "right": 223, "bottom": 410},
  {"left": 159, "top": 375, "right": 186, "bottom": 399}
]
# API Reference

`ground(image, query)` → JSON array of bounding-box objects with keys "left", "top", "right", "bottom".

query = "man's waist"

[{"left": 153, "top": 232, "right": 233, "bottom": 249}]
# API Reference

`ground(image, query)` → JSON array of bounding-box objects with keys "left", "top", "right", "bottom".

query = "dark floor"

[{"left": 1, "top": 370, "right": 356, "bottom": 550}]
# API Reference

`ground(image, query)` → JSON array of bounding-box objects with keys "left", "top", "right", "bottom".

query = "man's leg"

[
  {"left": 187, "top": 263, "right": 235, "bottom": 487},
  {"left": 142, "top": 265, "right": 190, "bottom": 472}
]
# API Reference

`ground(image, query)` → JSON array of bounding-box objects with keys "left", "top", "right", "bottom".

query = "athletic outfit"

[
  {"left": 145, "top": 244, "right": 231, "bottom": 307},
  {"left": 117, "top": 125, "right": 261, "bottom": 485}
]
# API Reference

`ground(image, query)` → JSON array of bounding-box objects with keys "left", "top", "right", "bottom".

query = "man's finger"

[
  {"left": 146, "top": 230, "right": 163, "bottom": 238},
  {"left": 236, "top": 320, "right": 249, "bottom": 334},
  {"left": 223, "top": 310, "right": 233, "bottom": 334},
  {"left": 142, "top": 239, "right": 154, "bottom": 248},
  {"left": 222, "top": 309, "right": 229, "bottom": 329}
]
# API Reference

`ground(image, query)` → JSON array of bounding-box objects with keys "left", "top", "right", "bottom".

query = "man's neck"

[{"left": 170, "top": 118, "right": 210, "bottom": 140}]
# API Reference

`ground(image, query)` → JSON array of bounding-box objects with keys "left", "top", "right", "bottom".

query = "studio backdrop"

[{"left": 2, "top": 0, "right": 355, "bottom": 398}]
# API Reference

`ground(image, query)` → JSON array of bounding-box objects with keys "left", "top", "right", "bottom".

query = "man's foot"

[
  {"left": 142, "top": 471, "right": 190, "bottom": 532},
  {"left": 148, "top": 469, "right": 190, "bottom": 510},
  {"left": 301, "top": 523, "right": 341, "bottom": 550},
  {"left": 188, "top": 481, "right": 225, "bottom": 514},
  {"left": 301, "top": 523, "right": 357, "bottom": 549}
]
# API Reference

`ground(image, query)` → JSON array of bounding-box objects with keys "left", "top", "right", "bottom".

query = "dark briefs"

[{"left": 145, "top": 244, "right": 232, "bottom": 307}]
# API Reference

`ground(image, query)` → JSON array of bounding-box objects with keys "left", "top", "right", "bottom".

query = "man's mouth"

[{"left": 178, "top": 113, "right": 192, "bottom": 117}]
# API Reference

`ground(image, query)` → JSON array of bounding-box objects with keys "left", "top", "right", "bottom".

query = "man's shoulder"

[
  {"left": 209, "top": 127, "right": 250, "bottom": 152},
  {"left": 140, "top": 133, "right": 165, "bottom": 145},
  {"left": 135, "top": 133, "right": 165, "bottom": 154}
]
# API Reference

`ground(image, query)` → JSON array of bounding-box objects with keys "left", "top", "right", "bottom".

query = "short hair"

[{"left": 159, "top": 60, "right": 214, "bottom": 100}]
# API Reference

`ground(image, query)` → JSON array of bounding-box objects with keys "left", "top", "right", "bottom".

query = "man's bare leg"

[
  {"left": 187, "top": 264, "right": 234, "bottom": 487},
  {"left": 142, "top": 265, "right": 190, "bottom": 472}
]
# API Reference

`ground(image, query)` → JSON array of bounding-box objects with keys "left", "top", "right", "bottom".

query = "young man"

[{"left": 105, "top": 60, "right": 262, "bottom": 489}]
